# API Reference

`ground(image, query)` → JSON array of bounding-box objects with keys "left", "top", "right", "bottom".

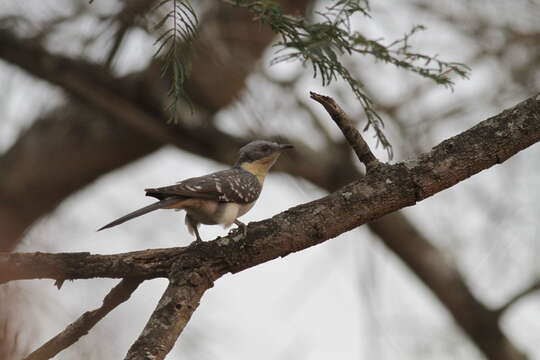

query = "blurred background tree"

[{"left": 0, "top": 0, "right": 539, "bottom": 359}]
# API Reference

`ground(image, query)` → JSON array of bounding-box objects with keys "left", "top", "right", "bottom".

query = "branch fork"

[{"left": 2, "top": 92, "right": 539, "bottom": 360}]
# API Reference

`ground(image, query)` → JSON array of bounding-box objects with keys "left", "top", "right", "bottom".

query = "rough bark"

[
  {"left": 124, "top": 265, "right": 216, "bottom": 360},
  {"left": 0, "top": 248, "right": 184, "bottom": 284},
  {"left": 3, "top": 93, "right": 538, "bottom": 360}
]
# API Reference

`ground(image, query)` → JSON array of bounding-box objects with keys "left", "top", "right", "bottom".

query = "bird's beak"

[{"left": 279, "top": 144, "right": 294, "bottom": 150}]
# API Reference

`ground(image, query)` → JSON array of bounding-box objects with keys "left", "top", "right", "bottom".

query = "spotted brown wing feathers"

[{"left": 145, "top": 169, "right": 261, "bottom": 203}]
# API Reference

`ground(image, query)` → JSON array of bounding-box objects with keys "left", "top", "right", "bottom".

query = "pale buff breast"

[
  {"left": 182, "top": 200, "right": 255, "bottom": 228},
  {"left": 212, "top": 201, "right": 256, "bottom": 227}
]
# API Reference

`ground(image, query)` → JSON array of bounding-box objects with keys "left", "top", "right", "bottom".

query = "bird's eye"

[{"left": 262, "top": 145, "right": 271, "bottom": 153}]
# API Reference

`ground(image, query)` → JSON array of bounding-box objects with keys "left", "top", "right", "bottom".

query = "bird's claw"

[
  {"left": 229, "top": 221, "right": 247, "bottom": 239},
  {"left": 188, "top": 237, "right": 203, "bottom": 247},
  {"left": 240, "top": 224, "right": 247, "bottom": 238}
]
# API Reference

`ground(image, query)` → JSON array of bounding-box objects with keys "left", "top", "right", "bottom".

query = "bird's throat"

[{"left": 240, "top": 157, "right": 278, "bottom": 184}]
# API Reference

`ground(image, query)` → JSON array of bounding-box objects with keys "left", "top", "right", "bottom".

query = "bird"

[{"left": 98, "top": 140, "right": 293, "bottom": 243}]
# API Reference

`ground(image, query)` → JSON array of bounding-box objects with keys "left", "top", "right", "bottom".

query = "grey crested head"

[{"left": 235, "top": 140, "right": 293, "bottom": 166}]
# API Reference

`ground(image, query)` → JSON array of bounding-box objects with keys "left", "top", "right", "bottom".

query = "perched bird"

[{"left": 98, "top": 140, "right": 293, "bottom": 243}]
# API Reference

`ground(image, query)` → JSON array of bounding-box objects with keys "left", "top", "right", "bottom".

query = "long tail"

[{"left": 97, "top": 198, "right": 181, "bottom": 231}]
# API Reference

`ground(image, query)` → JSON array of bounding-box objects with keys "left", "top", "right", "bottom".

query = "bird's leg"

[
  {"left": 186, "top": 214, "right": 203, "bottom": 245},
  {"left": 191, "top": 226, "right": 203, "bottom": 244},
  {"left": 234, "top": 219, "right": 247, "bottom": 238}
]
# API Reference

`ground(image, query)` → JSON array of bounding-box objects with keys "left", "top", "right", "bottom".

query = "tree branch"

[
  {"left": 0, "top": 248, "right": 184, "bottom": 284},
  {"left": 0, "top": 28, "right": 195, "bottom": 149},
  {"left": 3, "top": 93, "right": 539, "bottom": 359},
  {"left": 0, "top": 95, "right": 537, "bottom": 282},
  {"left": 370, "top": 212, "right": 526, "bottom": 360},
  {"left": 310, "top": 91, "right": 381, "bottom": 171},
  {"left": 124, "top": 264, "right": 216, "bottom": 360},
  {"left": 23, "top": 278, "right": 143, "bottom": 360}
]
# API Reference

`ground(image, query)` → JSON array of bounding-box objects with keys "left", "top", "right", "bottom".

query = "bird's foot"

[
  {"left": 188, "top": 241, "right": 200, "bottom": 247},
  {"left": 231, "top": 220, "right": 247, "bottom": 239},
  {"left": 188, "top": 235, "right": 204, "bottom": 247}
]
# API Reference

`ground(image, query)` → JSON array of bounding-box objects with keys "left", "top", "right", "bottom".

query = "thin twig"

[
  {"left": 104, "top": 25, "right": 129, "bottom": 69},
  {"left": 24, "top": 278, "right": 143, "bottom": 360},
  {"left": 309, "top": 91, "right": 381, "bottom": 172},
  {"left": 495, "top": 279, "right": 540, "bottom": 317}
]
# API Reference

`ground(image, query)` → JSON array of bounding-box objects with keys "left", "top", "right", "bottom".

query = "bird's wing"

[{"left": 145, "top": 169, "right": 261, "bottom": 203}]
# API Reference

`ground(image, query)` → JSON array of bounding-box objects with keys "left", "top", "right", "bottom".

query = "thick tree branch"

[
  {"left": 23, "top": 278, "right": 143, "bottom": 360},
  {"left": 124, "top": 264, "right": 217, "bottom": 360},
  {"left": 2, "top": 93, "right": 539, "bottom": 359},
  {"left": 123, "top": 91, "right": 539, "bottom": 360},
  {"left": 310, "top": 91, "right": 381, "bottom": 171},
  {"left": 0, "top": 28, "right": 200, "bottom": 149},
  {"left": 370, "top": 212, "right": 525, "bottom": 360},
  {"left": 0, "top": 248, "right": 185, "bottom": 284},
  {"left": 0, "top": 102, "right": 161, "bottom": 252},
  {"left": 0, "top": 95, "right": 538, "bottom": 281}
]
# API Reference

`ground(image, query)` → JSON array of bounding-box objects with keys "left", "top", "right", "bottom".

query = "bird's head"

[{"left": 235, "top": 140, "right": 293, "bottom": 176}]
